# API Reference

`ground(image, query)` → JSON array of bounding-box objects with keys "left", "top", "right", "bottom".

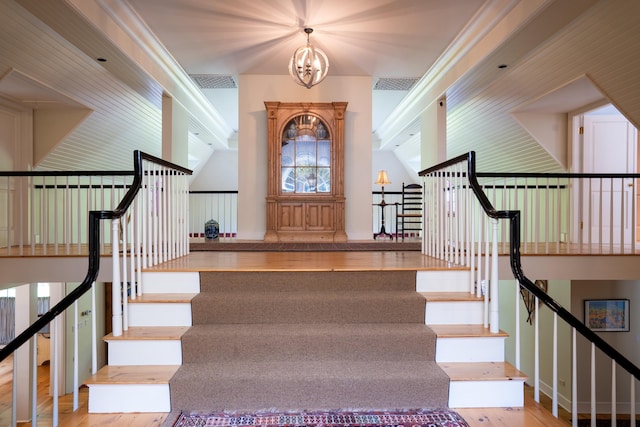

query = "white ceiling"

[
  {"left": 2, "top": 0, "right": 639, "bottom": 175},
  {"left": 124, "top": 0, "right": 487, "bottom": 132},
  {"left": 128, "top": 0, "right": 486, "bottom": 76}
]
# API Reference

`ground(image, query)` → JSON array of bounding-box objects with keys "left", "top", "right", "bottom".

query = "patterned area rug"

[{"left": 170, "top": 409, "right": 470, "bottom": 427}]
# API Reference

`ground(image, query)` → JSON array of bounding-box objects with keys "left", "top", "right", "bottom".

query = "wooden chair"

[{"left": 395, "top": 183, "right": 423, "bottom": 241}]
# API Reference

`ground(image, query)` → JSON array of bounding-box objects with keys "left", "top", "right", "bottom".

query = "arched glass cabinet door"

[{"left": 280, "top": 114, "right": 331, "bottom": 194}]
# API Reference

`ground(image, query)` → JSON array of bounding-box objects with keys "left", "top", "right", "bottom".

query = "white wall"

[
  {"left": 190, "top": 150, "right": 239, "bottom": 191},
  {"left": 237, "top": 75, "right": 373, "bottom": 240},
  {"left": 372, "top": 150, "right": 418, "bottom": 192},
  {"left": 421, "top": 99, "right": 447, "bottom": 168},
  {"left": 500, "top": 279, "right": 573, "bottom": 409},
  {"left": 162, "top": 95, "right": 189, "bottom": 169},
  {"left": 571, "top": 279, "right": 640, "bottom": 413}
]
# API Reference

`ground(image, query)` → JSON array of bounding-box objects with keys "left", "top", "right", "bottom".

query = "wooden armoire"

[{"left": 264, "top": 101, "right": 347, "bottom": 242}]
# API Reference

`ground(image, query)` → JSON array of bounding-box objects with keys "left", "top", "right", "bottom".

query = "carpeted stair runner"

[{"left": 169, "top": 271, "right": 450, "bottom": 412}]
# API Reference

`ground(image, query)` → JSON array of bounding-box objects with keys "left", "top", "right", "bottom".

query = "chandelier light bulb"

[{"left": 289, "top": 28, "right": 329, "bottom": 89}]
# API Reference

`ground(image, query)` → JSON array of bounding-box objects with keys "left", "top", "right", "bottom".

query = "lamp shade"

[{"left": 375, "top": 170, "right": 391, "bottom": 186}]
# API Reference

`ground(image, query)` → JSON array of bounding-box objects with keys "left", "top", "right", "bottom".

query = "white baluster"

[
  {"left": 469, "top": 200, "right": 475, "bottom": 295},
  {"left": 122, "top": 213, "right": 128, "bottom": 332},
  {"left": 611, "top": 360, "right": 616, "bottom": 427},
  {"left": 52, "top": 317, "right": 59, "bottom": 427},
  {"left": 572, "top": 328, "right": 577, "bottom": 427},
  {"left": 631, "top": 375, "right": 636, "bottom": 427},
  {"left": 32, "top": 334, "right": 37, "bottom": 426},
  {"left": 490, "top": 218, "right": 499, "bottom": 333},
  {"left": 12, "top": 346, "right": 17, "bottom": 427},
  {"left": 92, "top": 282, "right": 97, "bottom": 374},
  {"left": 73, "top": 301, "right": 79, "bottom": 411},
  {"left": 591, "top": 343, "right": 596, "bottom": 427},
  {"left": 552, "top": 312, "right": 558, "bottom": 417},
  {"left": 515, "top": 280, "right": 520, "bottom": 370},
  {"left": 535, "top": 297, "right": 540, "bottom": 403},
  {"left": 112, "top": 218, "right": 122, "bottom": 337}
]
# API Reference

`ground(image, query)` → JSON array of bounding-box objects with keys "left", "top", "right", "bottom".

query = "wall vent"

[
  {"left": 373, "top": 78, "right": 419, "bottom": 91},
  {"left": 190, "top": 74, "right": 237, "bottom": 89}
]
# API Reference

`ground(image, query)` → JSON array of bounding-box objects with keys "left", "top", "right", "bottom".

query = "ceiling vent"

[
  {"left": 190, "top": 74, "right": 237, "bottom": 89},
  {"left": 373, "top": 78, "right": 419, "bottom": 91}
]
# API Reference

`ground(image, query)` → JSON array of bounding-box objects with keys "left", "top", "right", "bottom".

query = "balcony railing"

[
  {"left": 3, "top": 175, "right": 635, "bottom": 253},
  {"left": 477, "top": 172, "right": 638, "bottom": 254},
  {"left": 0, "top": 172, "right": 134, "bottom": 256},
  {"left": 189, "top": 191, "right": 238, "bottom": 239}
]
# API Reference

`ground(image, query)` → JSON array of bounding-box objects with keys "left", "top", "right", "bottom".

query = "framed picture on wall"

[{"left": 584, "top": 299, "right": 630, "bottom": 332}]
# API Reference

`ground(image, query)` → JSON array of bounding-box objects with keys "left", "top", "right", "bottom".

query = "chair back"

[{"left": 396, "top": 183, "right": 423, "bottom": 240}]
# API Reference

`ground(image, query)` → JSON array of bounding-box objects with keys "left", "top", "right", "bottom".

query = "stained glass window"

[{"left": 281, "top": 114, "right": 331, "bottom": 193}]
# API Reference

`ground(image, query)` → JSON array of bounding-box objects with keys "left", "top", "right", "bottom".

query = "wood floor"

[
  {"left": 0, "top": 356, "right": 166, "bottom": 427},
  {"left": 145, "top": 250, "right": 466, "bottom": 272},
  {"left": 0, "top": 353, "right": 570, "bottom": 427},
  {"left": 1, "top": 238, "right": 639, "bottom": 258}
]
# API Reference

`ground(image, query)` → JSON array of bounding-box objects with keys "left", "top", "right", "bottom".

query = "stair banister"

[
  {"left": 0, "top": 209, "right": 104, "bottom": 363},
  {"left": 419, "top": 151, "right": 640, "bottom": 381},
  {"left": 0, "top": 150, "right": 192, "bottom": 425},
  {"left": 507, "top": 210, "right": 640, "bottom": 381},
  {"left": 0, "top": 150, "right": 192, "bottom": 358}
]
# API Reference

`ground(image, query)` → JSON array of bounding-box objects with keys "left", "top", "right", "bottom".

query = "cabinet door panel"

[
  {"left": 278, "top": 203, "right": 305, "bottom": 230},
  {"left": 307, "top": 203, "right": 334, "bottom": 230}
]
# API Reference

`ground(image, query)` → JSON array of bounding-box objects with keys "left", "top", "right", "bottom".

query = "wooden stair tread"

[
  {"left": 84, "top": 365, "right": 179, "bottom": 385},
  {"left": 420, "top": 291, "right": 483, "bottom": 302},
  {"left": 129, "top": 293, "right": 197, "bottom": 303},
  {"left": 103, "top": 326, "right": 190, "bottom": 341},
  {"left": 430, "top": 324, "right": 508, "bottom": 338},
  {"left": 440, "top": 362, "right": 527, "bottom": 381}
]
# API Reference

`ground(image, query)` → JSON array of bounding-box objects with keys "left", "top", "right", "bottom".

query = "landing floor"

[
  {"left": 1, "top": 238, "right": 639, "bottom": 258},
  {"left": 144, "top": 250, "right": 465, "bottom": 273}
]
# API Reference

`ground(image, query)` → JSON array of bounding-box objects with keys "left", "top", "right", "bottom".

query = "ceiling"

[
  {"left": 124, "top": 0, "right": 487, "bottom": 133},
  {"left": 3, "top": 0, "right": 638, "bottom": 176}
]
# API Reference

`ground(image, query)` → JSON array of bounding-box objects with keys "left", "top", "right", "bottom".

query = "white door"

[{"left": 582, "top": 114, "right": 637, "bottom": 247}]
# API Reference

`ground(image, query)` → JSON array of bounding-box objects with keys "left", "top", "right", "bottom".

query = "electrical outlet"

[{"left": 559, "top": 379, "right": 566, "bottom": 387}]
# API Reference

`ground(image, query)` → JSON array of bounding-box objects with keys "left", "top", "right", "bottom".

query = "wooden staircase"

[
  {"left": 85, "top": 268, "right": 526, "bottom": 413},
  {"left": 417, "top": 270, "right": 526, "bottom": 409}
]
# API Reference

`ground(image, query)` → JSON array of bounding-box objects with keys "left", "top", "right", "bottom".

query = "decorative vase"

[{"left": 204, "top": 219, "right": 219, "bottom": 240}]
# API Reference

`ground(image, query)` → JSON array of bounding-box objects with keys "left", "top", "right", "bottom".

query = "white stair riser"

[
  {"left": 107, "top": 340, "right": 182, "bottom": 366},
  {"left": 141, "top": 271, "right": 200, "bottom": 294},
  {"left": 91, "top": 270, "right": 522, "bottom": 412},
  {"left": 448, "top": 380, "right": 525, "bottom": 408},
  {"left": 425, "top": 301, "right": 483, "bottom": 325},
  {"left": 128, "top": 303, "right": 192, "bottom": 326},
  {"left": 436, "top": 337, "right": 505, "bottom": 363},
  {"left": 416, "top": 270, "right": 472, "bottom": 292},
  {"left": 88, "top": 384, "right": 171, "bottom": 413}
]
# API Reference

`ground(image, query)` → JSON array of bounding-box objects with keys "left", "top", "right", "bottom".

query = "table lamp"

[{"left": 375, "top": 170, "right": 391, "bottom": 205}]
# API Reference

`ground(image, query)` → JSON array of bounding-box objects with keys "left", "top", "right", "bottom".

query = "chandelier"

[{"left": 288, "top": 28, "right": 330, "bottom": 89}]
